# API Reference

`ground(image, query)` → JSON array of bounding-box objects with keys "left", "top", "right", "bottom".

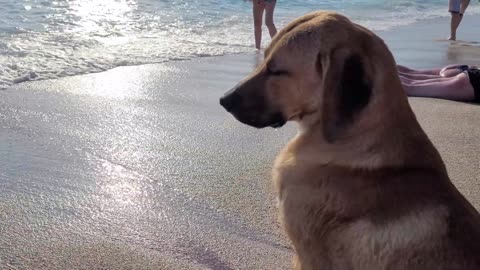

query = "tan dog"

[{"left": 220, "top": 11, "right": 480, "bottom": 270}]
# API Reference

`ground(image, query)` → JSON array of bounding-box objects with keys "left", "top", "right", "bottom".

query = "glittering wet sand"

[{"left": 1, "top": 15, "right": 480, "bottom": 269}]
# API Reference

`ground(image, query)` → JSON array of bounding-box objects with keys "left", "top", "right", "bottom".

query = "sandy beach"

[{"left": 1, "top": 14, "right": 480, "bottom": 270}]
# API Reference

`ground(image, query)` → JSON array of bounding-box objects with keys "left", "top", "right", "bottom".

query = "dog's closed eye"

[{"left": 266, "top": 63, "right": 289, "bottom": 76}]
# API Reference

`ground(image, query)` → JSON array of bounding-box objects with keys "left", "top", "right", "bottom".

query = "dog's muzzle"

[
  {"left": 219, "top": 90, "right": 241, "bottom": 113},
  {"left": 220, "top": 89, "right": 286, "bottom": 129}
]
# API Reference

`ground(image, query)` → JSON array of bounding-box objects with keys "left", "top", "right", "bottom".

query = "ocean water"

[{"left": 0, "top": 0, "right": 478, "bottom": 89}]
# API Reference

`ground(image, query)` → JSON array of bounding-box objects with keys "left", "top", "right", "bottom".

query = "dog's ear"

[{"left": 319, "top": 48, "right": 372, "bottom": 143}]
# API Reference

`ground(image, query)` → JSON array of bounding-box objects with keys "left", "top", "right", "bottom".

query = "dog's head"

[{"left": 220, "top": 11, "right": 407, "bottom": 142}]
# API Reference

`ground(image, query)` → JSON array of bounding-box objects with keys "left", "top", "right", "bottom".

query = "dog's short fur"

[{"left": 220, "top": 11, "right": 480, "bottom": 270}]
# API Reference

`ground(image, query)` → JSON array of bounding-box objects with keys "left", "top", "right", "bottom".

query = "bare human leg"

[
  {"left": 398, "top": 75, "right": 459, "bottom": 85},
  {"left": 449, "top": 12, "right": 463, "bottom": 40},
  {"left": 448, "top": 0, "right": 470, "bottom": 40},
  {"left": 397, "top": 65, "right": 443, "bottom": 75},
  {"left": 264, "top": 0, "right": 277, "bottom": 38},
  {"left": 402, "top": 72, "right": 475, "bottom": 101},
  {"left": 460, "top": 0, "right": 471, "bottom": 15},
  {"left": 397, "top": 64, "right": 469, "bottom": 78},
  {"left": 408, "top": 76, "right": 462, "bottom": 84},
  {"left": 253, "top": 1, "right": 265, "bottom": 50},
  {"left": 398, "top": 72, "right": 443, "bottom": 80}
]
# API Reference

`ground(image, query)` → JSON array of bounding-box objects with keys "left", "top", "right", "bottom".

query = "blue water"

[{"left": 0, "top": 0, "right": 478, "bottom": 89}]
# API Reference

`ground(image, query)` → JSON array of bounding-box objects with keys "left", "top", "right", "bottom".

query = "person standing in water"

[
  {"left": 448, "top": 0, "right": 470, "bottom": 40},
  {"left": 251, "top": 0, "right": 277, "bottom": 50}
]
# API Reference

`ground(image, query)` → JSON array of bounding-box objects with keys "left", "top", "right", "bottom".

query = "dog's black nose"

[{"left": 220, "top": 91, "right": 242, "bottom": 112}]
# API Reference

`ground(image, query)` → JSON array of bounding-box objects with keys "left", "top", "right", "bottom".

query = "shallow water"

[{"left": 1, "top": 0, "right": 479, "bottom": 88}]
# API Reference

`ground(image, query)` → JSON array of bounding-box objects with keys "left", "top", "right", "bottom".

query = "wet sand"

[
  {"left": 1, "top": 15, "right": 480, "bottom": 269},
  {"left": 0, "top": 54, "right": 294, "bottom": 269},
  {"left": 381, "top": 14, "right": 480, "bottom": 68}
]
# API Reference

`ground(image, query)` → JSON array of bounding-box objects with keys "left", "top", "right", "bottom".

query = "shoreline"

[
  {"left": 4, "top": 12, "right": 480, "bottom": 91},
  {"left": 378, "top": 14, "right": 480, "bottom": 68}
]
